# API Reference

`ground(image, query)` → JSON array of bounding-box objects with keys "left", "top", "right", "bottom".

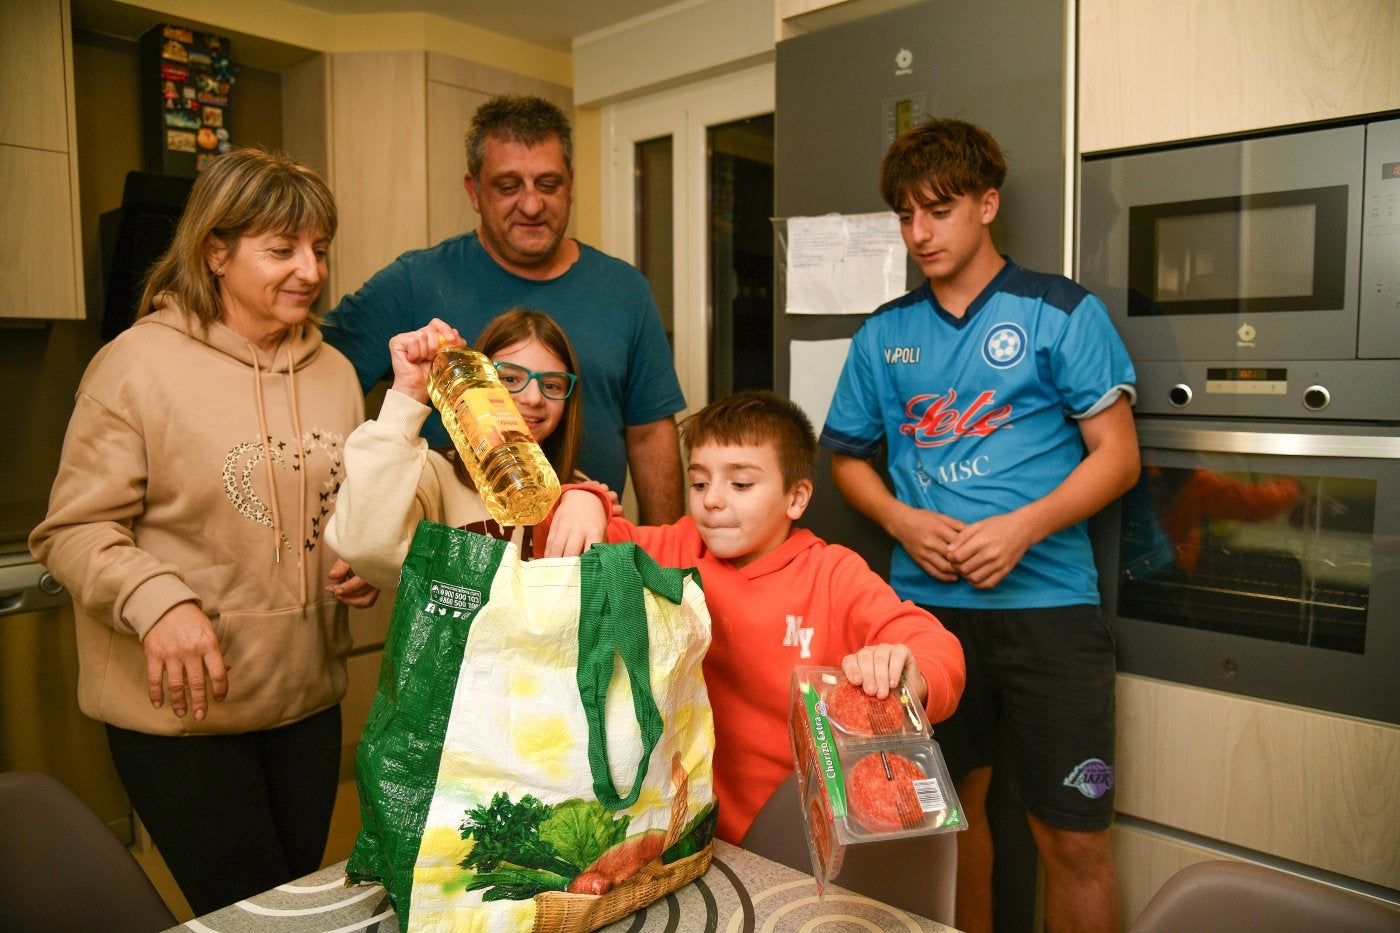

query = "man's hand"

[{"left": 143, "top": 601, "right": 228, "bottom": 721}]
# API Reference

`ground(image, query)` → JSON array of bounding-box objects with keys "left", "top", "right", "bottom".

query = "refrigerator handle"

[{"left": 0, "top": 559, "right": 68, "bottom": 618}]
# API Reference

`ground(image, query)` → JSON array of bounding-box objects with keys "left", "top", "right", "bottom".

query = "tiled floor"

[{"left": 132, "top": 777, "right": 362, "bottom": 924}]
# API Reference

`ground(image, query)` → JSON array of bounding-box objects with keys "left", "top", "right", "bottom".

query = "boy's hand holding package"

[{"left": 841, "top": 643, "right": 926, "bottom": 706}]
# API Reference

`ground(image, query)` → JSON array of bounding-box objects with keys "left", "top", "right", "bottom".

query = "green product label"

[{"left": 800, "top": 681, "right": 847, "bottom": 819}]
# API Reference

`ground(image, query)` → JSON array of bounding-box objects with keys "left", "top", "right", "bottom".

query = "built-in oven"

[{"left": 1095, "top": 418, "right": 1400, "bottom": 724}]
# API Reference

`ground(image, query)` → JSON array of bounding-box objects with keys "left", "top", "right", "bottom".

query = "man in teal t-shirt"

[{"left": 325, "top": 95, "right": 685, "bottom": 523}]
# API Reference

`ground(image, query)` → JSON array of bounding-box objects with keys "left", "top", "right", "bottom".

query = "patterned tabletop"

[{"left": 174, "top": 839, "right": 957, "bottom": 932}]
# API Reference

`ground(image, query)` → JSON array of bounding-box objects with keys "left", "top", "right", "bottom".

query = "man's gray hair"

[{"left": 466, "top": 95, "right": 573, "bottom": 177}]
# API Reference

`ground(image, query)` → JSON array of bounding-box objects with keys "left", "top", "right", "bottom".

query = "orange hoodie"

[{"left": 30, "top": 301, "right": 365, "bottom": 735}]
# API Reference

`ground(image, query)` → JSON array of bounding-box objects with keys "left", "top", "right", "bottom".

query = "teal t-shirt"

[{"left": 324, "top": 233, "right": 685, "bottom": 493}]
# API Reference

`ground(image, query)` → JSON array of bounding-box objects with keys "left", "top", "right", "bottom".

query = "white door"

[{"left": 600, "top": 63, "right": 775, "bottom": 416}]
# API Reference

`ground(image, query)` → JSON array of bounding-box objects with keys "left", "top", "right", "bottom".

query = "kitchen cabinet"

[
  {"left": 0, "top": 0, "right": 85, "bottom": 319},
  {"left": 282, "top": 50, "right": 568, "bottom": 304},
  {"left": 1079, "top": 0, "right": 1400, "bottom": 154},
  {"left": 1112, "top": 674, "right": 1400, "bottom": 918}
]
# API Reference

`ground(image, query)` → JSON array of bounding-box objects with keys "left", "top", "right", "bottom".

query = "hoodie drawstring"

[
  {"left": 249, "top": 339, "right": 309, "bottom": 607},
  {"left": 286, "top": 342, "right": 308, "bottom": 607}
]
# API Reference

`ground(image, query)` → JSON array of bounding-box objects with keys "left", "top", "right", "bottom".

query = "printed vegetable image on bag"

[{"left": 347, "top": 521, "right": 716, "bottom": 933}]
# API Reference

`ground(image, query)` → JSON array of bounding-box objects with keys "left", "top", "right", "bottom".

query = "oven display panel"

[{"left": 1205, "top": 367, "right": 1288, "bottom": 395}]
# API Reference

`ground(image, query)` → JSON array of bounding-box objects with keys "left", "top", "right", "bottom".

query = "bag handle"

[{"left": 576, "top": 543, "right": 687, "bottom": 810}]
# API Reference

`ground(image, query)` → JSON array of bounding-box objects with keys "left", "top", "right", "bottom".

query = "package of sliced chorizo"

[{"left": 788, "top": 666, "right": 964, "bottom": 893}]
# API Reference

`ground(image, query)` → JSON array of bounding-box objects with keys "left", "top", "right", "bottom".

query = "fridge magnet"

[
  {"left": 166, "top": 129, "right": 197, "bottom": 153},
  {"left": 202, "top": 107, "right": 223, "bottom": 128},
  {"left": 162, "top": 39, "right": 189, "bottom": 63},
  {"left": 207, "top": 37, "right": 235, "bottom": 82},
  {"left": 163, "top": 25, "right": 194, "bottom": 43},
  {"left": 197, "top": 127, "right": 219, "bottom": 151},
  {"left": 195, "top": 74, "right": 228, "bottom": 106},
  {"left": 197, "top": 153, "right": 221, "bottom": 172},
  {"left": 165, "top": 109, "right": 200, "bottom": 131}
]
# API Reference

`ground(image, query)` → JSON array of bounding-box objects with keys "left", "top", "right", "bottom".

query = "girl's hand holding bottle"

[{"left": 387, "top": 318, "right": 465, "bottom": 403}]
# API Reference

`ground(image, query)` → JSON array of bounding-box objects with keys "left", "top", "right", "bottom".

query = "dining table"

[{"left": 170, "top": 839, "right": 959, "bottom": 932}]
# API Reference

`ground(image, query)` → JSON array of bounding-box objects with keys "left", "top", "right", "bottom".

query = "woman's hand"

[
  {"left": 387, "top": 318, "right": 465, "bottom": 403},
  {"left": 542, "top": 489, "right": 609, "bottom": 557},
  {"left": 327, "top": 559, "right": 380, "bottom": 608},
  {"left": 143, "top": 601, "right": 228, "bottom": 721}
]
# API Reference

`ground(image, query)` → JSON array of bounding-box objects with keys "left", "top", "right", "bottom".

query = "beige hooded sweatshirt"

[{"left": 30, "top": 302, "right": 365, "bottom": 736}]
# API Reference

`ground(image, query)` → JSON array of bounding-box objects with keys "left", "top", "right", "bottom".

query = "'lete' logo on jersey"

[{"left": 900, "top": 388, "right": 1012, "bottom": 447}]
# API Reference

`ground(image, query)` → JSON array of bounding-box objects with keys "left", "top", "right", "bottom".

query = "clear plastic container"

[
  {"left": 789, "top": 666, "right": 964, "bottom": 894},
  {"left": 427, "top": 343, "right": 561, "bottom": 527}
]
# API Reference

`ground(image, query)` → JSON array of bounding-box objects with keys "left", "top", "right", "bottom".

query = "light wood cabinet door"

[
  {"left": 0, "top": 0, "right": 84, "bottom": 320},
  {"left": 0, "top": 0, "right": 70, "bottom": 151},
  {"left": 1115, "top": 675, "right": 1400, "bottom": 889},
  {"left": 0, "top": 146, "right": 80, "bottom": 317},
  {"left": 1079, "top": 0, "right": 1400, "bottom": 153}
]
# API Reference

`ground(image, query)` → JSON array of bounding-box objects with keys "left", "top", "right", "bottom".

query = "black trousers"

[{"left": 105, "top": 704, "right": 342, "bottom": 916}]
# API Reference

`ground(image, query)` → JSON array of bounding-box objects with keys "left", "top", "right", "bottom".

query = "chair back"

[
  {"left": 1130, "top": 859, "right": 1400, "bottom": 933},
  {"left": 0, "top": 770, "right": 177, "bottom": 933},
  {"left": 740, "top": 772, "right": 958, "bottom": 926}
]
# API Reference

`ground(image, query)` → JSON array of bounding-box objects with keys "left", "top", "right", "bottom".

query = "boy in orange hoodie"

[{"left": 557, "top": 391, "right": 965, "bottom": 843}]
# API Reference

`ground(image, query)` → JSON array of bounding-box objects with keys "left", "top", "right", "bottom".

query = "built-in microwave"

[{"left": 1079, "top": 117, "right": 1400, "bottom": 420}]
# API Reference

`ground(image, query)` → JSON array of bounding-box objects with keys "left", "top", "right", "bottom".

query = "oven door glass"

[
  {"left": 1105, "top": 421, "right": 1400, "bottom": 724},
  {"left": 1119, "top": 463, "right": 1370, "bottom": 653}
]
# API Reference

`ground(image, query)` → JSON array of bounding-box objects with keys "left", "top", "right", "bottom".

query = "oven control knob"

[
  {"left": 1169, "top": 384, "right": 1192, "bottom": 408},
  {"left": 1302, "top": 385, "right": 1330, "bottom": 411}
]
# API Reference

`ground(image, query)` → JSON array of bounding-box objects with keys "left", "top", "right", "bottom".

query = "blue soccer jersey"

[{"left": 821, "top": 260, "right": 1136, "bottom": 609}]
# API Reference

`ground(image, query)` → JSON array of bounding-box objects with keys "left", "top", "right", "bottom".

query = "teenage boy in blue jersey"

[{"left": 820, "top": 118, "right": 1139, "bottom": 933}]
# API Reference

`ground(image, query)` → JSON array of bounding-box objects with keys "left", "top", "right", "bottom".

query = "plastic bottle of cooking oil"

[{"left": 427, "top": 340, "right": 560, "bottom": 526}]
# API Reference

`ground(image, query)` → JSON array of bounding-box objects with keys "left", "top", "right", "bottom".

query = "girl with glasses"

[{"left": 328, "top": 308, "right": 613, "bottom": 587}]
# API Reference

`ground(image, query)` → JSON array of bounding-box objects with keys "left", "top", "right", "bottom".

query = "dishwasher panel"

[{"left": 0, "top": 551, "right": 132, "bottom": 841}]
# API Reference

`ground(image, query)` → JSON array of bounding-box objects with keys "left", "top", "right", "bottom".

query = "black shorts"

[{"left": 925, "top": 604, "right": 1117, "bottom": 832}]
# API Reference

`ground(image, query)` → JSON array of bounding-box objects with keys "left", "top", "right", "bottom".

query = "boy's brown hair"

[
  {"left": 680, "top": 391, "right": 817, "bottom": 489},
  {"left": 879, "top": 118, "right": 1007, "bottom": 211}
]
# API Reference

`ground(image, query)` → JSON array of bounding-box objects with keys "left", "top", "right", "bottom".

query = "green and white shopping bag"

[{"left": 346, "top": 521, "right": 716, "bottom": 933}]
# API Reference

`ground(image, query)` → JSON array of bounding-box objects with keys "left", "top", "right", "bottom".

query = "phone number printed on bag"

[{"left": 425, "top": 579, "right": 482, "bottom": 617}]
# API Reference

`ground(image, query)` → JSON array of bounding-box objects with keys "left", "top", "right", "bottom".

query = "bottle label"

[{"left": 460, "top": 386, "right": 529, "bottom": 456}]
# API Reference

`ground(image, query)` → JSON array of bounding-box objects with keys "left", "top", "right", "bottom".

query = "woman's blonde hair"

[{"left": 138, "top": 148, "right": 337, "bottom": 327}]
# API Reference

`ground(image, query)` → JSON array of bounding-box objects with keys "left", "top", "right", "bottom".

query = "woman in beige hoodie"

[{"left": 30, "top": 149, "right": 374, "bottom": 916}]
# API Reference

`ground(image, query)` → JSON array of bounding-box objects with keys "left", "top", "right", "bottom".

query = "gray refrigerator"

[{"left": 774, "top": 2, "right": 1067, "bottom": 929}]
